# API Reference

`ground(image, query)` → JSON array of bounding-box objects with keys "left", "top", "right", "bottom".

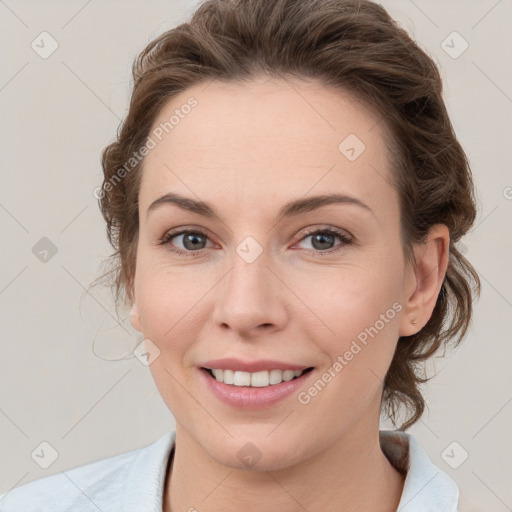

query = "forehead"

[{"left": 139, "top": 77, "right": 395, "bottom": 219}]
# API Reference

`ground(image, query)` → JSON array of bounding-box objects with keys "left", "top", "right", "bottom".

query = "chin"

[{"left": 205, "top": 434, "right": 305, "bottom": 472}]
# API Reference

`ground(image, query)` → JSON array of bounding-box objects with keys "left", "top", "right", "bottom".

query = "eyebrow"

[{"left": 147, "top": 191, "right": 374, "bottom": 222}]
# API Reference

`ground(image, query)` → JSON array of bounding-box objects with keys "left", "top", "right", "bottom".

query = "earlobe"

[{"left": 398, "top": 224, "right": 450, "bottom": 337}]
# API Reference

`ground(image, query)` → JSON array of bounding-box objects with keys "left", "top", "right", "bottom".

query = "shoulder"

[
  {"left": 0, "top": 450, "right": 133, "bottom": 512},
  {"left": 0, "top": 431, "right": 175, "bottom": 512},
  {"left": 380, "top": 429, "right": 460, "bottom": 512}
]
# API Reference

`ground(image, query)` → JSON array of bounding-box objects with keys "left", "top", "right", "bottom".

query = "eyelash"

[{"left": 158, "top": 227, "right": 353, "bottom": 258}]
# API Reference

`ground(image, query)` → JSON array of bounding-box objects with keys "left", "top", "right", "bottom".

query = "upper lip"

[{"left": 199, "top": 358, "right": 313, "bottom": 373}]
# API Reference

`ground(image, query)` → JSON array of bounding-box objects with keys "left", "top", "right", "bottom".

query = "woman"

[{"left": 0, "top": 0, "right": 480, "bottom": 510}]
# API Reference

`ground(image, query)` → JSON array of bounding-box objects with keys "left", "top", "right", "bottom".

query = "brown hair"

[{"left": 97, "top": 0, "right": 481, "bottom": 430}]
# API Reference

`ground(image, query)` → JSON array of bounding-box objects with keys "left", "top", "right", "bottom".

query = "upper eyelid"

[{"left": 162, "top": 225, "right": 350, "bottom": 236}]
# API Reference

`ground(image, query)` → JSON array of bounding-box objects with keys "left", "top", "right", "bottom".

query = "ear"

[
  {"left": 129, "top": 277, "right": 142, "bottom": 333},
  {"left": 399, "top": 224, "right": 450, "bottom": 337}
]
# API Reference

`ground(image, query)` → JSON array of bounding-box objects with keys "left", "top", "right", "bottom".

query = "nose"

[{"left": 211, "top": 250, "right": 288, "bottom": 337}]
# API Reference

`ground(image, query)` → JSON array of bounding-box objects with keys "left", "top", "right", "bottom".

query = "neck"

[{"left": 163, "top": 415, "right": 405, "bottom": 512}]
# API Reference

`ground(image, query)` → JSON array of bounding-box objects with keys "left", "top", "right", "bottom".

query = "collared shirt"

[{"left": 0, "top": 429, "right": 459, "bottom": 511}]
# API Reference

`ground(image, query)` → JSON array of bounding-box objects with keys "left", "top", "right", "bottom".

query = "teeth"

[
  {"left": 251, "top": 370, "right": 269, "bottom": 387},
  {"left": 208, "top": 368, "right": 307, "bottom": 387},
  {"left": 234, "top": 371, "right": 251, "bottom": 386}
]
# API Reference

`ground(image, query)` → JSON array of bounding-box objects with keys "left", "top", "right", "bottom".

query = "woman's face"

[{"left": 130, "top": 76, "right": 418, "bottom": 470}]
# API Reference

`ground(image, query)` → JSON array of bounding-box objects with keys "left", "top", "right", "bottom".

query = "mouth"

[{"left": 201, "top": 367, "right": 315, "bottom": 388}]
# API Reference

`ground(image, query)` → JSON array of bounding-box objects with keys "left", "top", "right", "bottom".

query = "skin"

[{"left": 129, "top": 76, "right": 450, "bottom": 512}]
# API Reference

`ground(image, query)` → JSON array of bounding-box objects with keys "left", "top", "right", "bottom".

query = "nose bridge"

[
  {"left": 225, "top": 241, "right": 272, "bottom": 307},
  {"left": 212, "top": 236, "right": 286, "bottom": 333}
]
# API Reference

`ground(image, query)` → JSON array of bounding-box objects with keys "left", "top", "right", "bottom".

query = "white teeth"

[
  {"left": 207, "top": 368, "right": 307, "bottom": 387},
  {"left": 269, "top": 369, "right": 283, "bottom": 385},
  {"left": 223, "top": 369, "right": 234, "bottom": 385},
  {"left": 251, "top": 371, "right": 269, "bottom": 387},
  {"left": 233, "top": 371, "right": 251, "bottom": 386},
  {"left": 211, "top": 369, "right": 223, "bottom": 380},
  {"left": 282, "top": 370, "right": 295, "bottom": 381}
]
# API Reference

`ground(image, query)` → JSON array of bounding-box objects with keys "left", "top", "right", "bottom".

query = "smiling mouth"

[{"left": 201, "top": 367, "right": 315, "bottom": 387}]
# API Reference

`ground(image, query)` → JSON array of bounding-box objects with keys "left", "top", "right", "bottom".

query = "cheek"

[
  {"left": 297, "top": 260, "right": 401, "bottom": 335},
  {"left": 134, "top": 267, "right": 202, "bottom": 405},
  {"left": 293, "top": 259, "right": 403, "bottom": 382},
  {"left": 302, "top": 274, "right": 402, "bottom": 418},
  {"left": 134, "top": 259, "right": 210, "bottom": 354}
]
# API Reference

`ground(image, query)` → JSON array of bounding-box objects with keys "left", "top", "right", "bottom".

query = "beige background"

[{"left": 1, "top": 0, "right": 511, "bottom": 510}]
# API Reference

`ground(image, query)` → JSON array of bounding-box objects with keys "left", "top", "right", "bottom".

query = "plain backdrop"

[{"left": 1, "top": 1, "right": 511, "bottom": 510}]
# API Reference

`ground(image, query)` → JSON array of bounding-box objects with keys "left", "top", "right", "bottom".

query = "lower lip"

[{"left": 199, "top": 368, "right": 314, "bottom": 409}]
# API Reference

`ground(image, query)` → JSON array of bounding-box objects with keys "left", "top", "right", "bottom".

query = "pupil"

[
  {"left": 184, "top": 233, "right": 204, "bottom": 250},
  {"left": 313, "top": 233, "right": 333, "bottom": 250}
]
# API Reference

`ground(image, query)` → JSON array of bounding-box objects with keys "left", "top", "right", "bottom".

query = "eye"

[
  {"left": 159, "top": 226, "right": 353, "bottom": 258},
  {"left": 159, "top": 229, "right": 213, "bottom": 257},
  {"left": 295, "top": 227, "right": 352, "bottom": 256}
]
